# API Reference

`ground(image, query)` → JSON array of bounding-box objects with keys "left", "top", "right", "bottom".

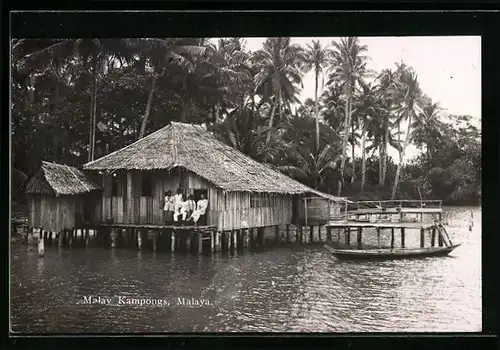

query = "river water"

[{"left": 10, "top": 206, "right": 481, "bottom": 333}]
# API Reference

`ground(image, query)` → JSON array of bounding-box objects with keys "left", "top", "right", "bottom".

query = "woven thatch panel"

[
  {"left": 25, "top": 161, "right": 102, "bottom": 196},
  {"left": 83, "top": 122, "right": 346, "bottom": 200}
]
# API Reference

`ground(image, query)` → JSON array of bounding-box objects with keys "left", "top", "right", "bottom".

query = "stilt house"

[
  {"left": 24, "top": 161, "right": 102, "bottom": 233},
  {"left": 82, "top": 122, "right": 347, "bottom": 230}
]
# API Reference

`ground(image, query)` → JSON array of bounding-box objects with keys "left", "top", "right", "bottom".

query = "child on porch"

[{"left": 163, "top": 190, "right": 174, "bottom": 224}]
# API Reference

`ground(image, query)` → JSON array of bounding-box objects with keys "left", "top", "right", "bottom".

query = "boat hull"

[{"left": 324, "top": 244, "right": 461, "bottom": 260}]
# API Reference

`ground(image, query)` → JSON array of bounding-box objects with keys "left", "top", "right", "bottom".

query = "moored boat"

[
  {"left": 324, "top": 201, "right": 459, "bottom": 261},
  {"left": 324, "top": 242, "right": 461, "bottom": 260}
]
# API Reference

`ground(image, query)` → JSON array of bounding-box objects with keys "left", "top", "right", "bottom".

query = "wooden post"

[
  {"left": 357, "top": 227, "right": 363, "bottom": 249},
  {"left": 126, "top": 171, "right": 134, "bottom": 224},
  {"left": 274, "top": 225, "right": 280, "bottom": 244},
  {"left": 327, "top": 226, "right": 332, "bottom": 241},
  {"left": 43, "top": 231, "right": 48, "bottom": 243},
  {"left": 298, "top": 226, "right": 303, "bottom": 243},
  {"left": 286, "top": 225, "right": 290, "bottom": 243},
  {"left": 137, "top": 229, "right": 143, "bottom": 250},
  {"left": 85, "top": 229, "right": 90, "bottom": 247},
  {"left": 245, "top": 229, "right": 250, "bottom": 248},
  {"left": 438, "top": 228, "right": 443, "bottom": 247},
  {"left": 211, "top": 230, "right": 215, "bottom": 252},
  {"left": 401, "top": 228, "right": 406, "bottom": 248},
  {"left": 111, "top": 228, "right": 117, "bottom": 248},
  {"left": 345, "top": 228, "right": 350, "bottom": 246},
  {"left": 38, "top": 236, "right": 45, "bottom": 257},
  {"left": 58, "top": 230, "right": 64, "bottom": 247},
  {"left": 337, "top": 228, "right": 340, "bottom": 242},
  {"left": 431, "top": 227, "right": 436, "bottom": 247},
  {"left": 318, "top": 226, "right": 322, "bottom": 242},
  {"left": 186, "top": 233, "right": 192, "bottom": 252},
  {"left": 122, "top": 228, "right": 128, "bottom": 247},
  {"left": 152, "top": 230, "right": 158, "bottom": 252},
  {"left": 420, "top": 228, "right": 425, "bottom": 248},
  {"left": 390, "top": 228, "right": 395, "bottom": 249},
  {"left": 233, "top": 230, "right": 238, "bottom": 251},
  {"left": 377, "top": 227, "right": 381, "bottom": 248},
  {"left": 171, "top": 230, "right": 176, "bottom": 252},
  {"left": 69, "top": 229, "right": 74, "bottom": 246},
  {"left": 249, "top": 229, "right": 254, "bottom": 248},
  {"left": 198, "top": 232, "right": 203, "bottom": 254},
  {"left": 216, "top": 231, "right": 221, "bottom": 252},
  {"left": 260, "top": 227, "right": 265, "bottom": 246},
  {"left": 309, "top": 225, "right": 314, "bottom": 243}
]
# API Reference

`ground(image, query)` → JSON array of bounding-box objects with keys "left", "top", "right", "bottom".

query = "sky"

[{"left": 238, "top": 36, "right": 481, "bottom": 162}]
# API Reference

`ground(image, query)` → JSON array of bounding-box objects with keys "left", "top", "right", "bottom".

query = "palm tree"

[
  {"left": 278, "top": 143, "right": 341, "bottom": 190},
  {"left": 411, "top": 99, "right": 444, "bottom": 160},
  {"left": 213, "top": 107, "right": 287, "bottom": 163},
  {"left": 327, "top": 37, "right": 369, "bottom": 196},
  {"left": 375, "top": 68, "right": 399, "bottom": 186},
  {"left": 352, "top": 82, "right": 385, "bottom": 191},
  {"left": 389, "top": 66, "right": 423, "bottom": 199},
  {"left": 251, "top": 37, "right": 305, "bottom": 144},
  {"left": 20, "top": 39, "right": 134, "bottom": 161},
  {"left": 303, "top": 40, "right": 329, "bottom": 153}
]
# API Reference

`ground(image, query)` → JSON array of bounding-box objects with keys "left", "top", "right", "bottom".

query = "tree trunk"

[
  {"left": 87, "top": 53, "right": 99, "bottom": 162},
  {"left": 314, "top": 69, "right": 320, "bottom": 154},
  {"left": 138, "top": 74, "right": 158, "bottom": 139},
  {"left": 391, "top": 114, "right": 412, "bottom": 199},
  {"left": 360, "top": 121, "right": 367, "bottom": 192},
  {"left": 351, "top": 122, "right": 356, "bottom": 184},
  {"left": 266, "top": 95, "right": 278, "bottom": 145},
  {"left": 337, "top": 88, "right": 351, "bottom": 197},
  {"left": 91, "top": 57, "right": 98, "bottom": 162},
  {"left": 381, "top": 115, "right": 390, "bottom": 186}
]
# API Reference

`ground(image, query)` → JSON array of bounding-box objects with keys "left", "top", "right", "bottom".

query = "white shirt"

[
  {"left": 163, "top": 196, "right": 174, "bottom": 211},
  {"left": 174, "top": 194, "right": 183, "bottom": 210},
  {"left": 197, "top": 199, "right": 208, "bottom": 215},
  {"left": 180, "top": 201, "right": 190, "bottom": 213}
]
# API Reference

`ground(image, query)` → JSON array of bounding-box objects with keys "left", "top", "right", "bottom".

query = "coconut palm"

[
  {"left": 20, "top": 39, "right": 135, "bottom": 161},
  {"left": 352, "top": 82, "right": 385, "bottom": 191},
  {"left": 327, "top": 37, "right": 369, "bottom": 196},
  {"left": 303, "top": 40, "right": 329, "bottom": 153},
  {"left": 411, "top": 99, "right": 445, "bottom": 160},
  {"left": 251, "top": 37, "right": 306, "bottom": 144},
  {"left": 389, "top": 65, "right": 423, "bottom": 199},
  {"left": 278, "top": 143, "right": 341, "bottom": 190}
]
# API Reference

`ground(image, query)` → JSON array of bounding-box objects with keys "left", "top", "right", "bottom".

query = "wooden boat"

[
  {"left": 324, "top": 242, "right": 461, "bottom": 260},
  {"left": 324, "top": 207, "right": 460, "bottom": 260}
]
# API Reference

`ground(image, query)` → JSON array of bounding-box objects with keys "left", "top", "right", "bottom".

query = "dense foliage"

[{"left": 11, "top": 37, "right": 481, "bottom": 205}]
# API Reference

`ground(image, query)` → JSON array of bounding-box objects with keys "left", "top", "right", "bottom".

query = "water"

[{"left": 10, "top": 207, "right": 481, "bottom": 333}]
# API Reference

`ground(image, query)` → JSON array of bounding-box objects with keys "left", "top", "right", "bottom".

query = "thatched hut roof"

[
  {"left": 25, "top": 161, "right": 102, "bottom": 196},
  {"left": 83, "top": 122, "right": 346, "bottom": 200}
]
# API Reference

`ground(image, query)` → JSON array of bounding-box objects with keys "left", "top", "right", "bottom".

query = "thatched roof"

[
  {"left": 83, "top": 122, "right": 346, "bottom": 200},
  {"left": 25, "top": 161, "right": 102, "bottom": 196}
]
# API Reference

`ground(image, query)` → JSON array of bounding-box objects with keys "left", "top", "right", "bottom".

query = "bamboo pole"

[
  {"left": 420, "top": 228, "right": 425, "bottom": 248},
  {"left": 401, "top": 228, "right": 406, "bottom": 248},
  {"left": 357, "top": 227, "right": 363, "bottom": 249}
]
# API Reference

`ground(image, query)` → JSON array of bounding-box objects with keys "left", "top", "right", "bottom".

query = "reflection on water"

[{"left": 11, "top": 207, "right": 481, "bottom": 333}]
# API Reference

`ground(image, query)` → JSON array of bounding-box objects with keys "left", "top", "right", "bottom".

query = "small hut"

[
  {"left": 83, "top": 122, "right": 347, "bottom": 231},
  {"left": 25, "top": 161, "right": 102, "bottom": 233}
]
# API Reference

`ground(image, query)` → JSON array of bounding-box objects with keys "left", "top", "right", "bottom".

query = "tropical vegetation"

[{"left": 11, "top": 37, "right": 481, "bottom": 206}]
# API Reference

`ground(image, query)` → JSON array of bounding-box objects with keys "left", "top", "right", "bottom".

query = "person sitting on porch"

[
  {"left": 187, "top": 193, "right": 208, "bottom": 225},
  {"left": 174, "top": 194, "right": 190, "bottom": 223},
  {"left": 173, "top": 188, "right": 183, "bottom": 213},
  {"left": 186, "top": 194, "right": 196, "bottom": 218},
  {"left": 163, "top": 190, "right": 174, "bottom": 224}
]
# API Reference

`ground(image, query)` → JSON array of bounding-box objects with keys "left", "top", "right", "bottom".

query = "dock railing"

[{"left": 353, "top": 200, "right": 442, "bottom": 211}]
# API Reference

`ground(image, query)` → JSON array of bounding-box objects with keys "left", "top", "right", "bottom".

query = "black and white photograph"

[{"left": 10, "top": 32, "right": 481, "bottom": 333}]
